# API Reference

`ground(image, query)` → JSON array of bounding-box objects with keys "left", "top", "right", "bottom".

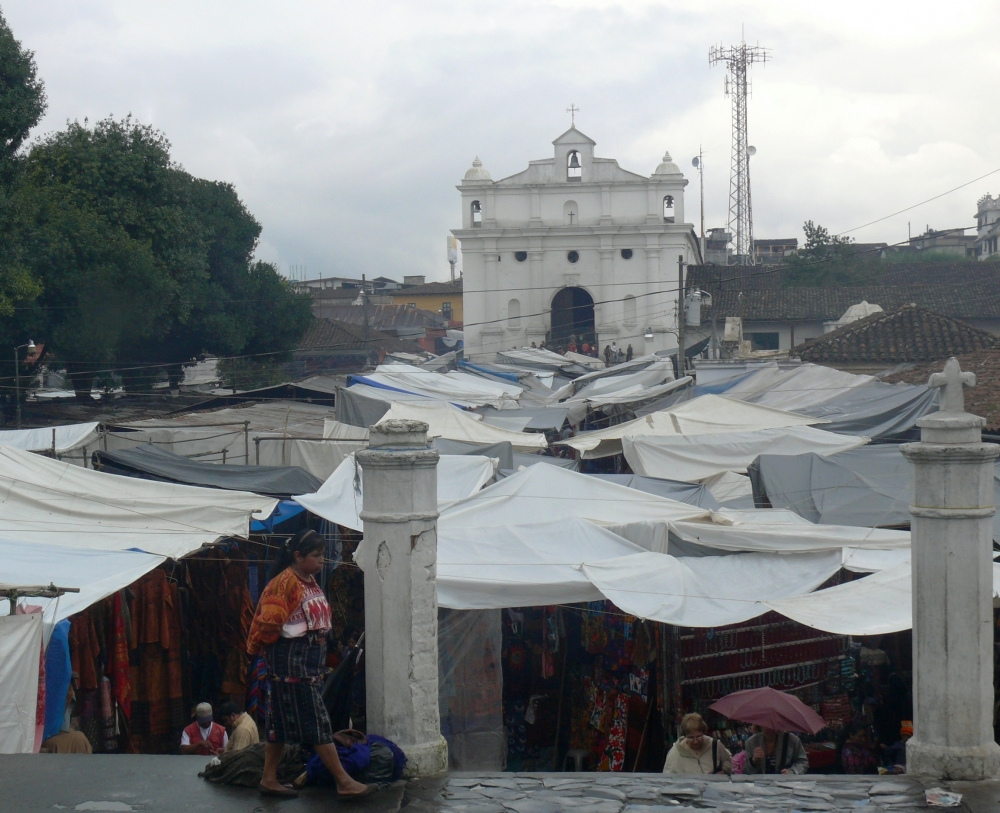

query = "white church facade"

[{"left": 452, "top": 126, "right": 701, "bottom": 362}]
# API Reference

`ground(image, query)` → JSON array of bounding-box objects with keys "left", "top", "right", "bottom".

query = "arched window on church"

[
  {"left": 623, "top": 294, "right": 636, "bottom": 325},
  {"left": 567, "top": 150, "right": 582, "bottom": 181},
  {"left": 508, "top": 298, "right": 521, "bottom": 329},
  {"left": 663, "top": 195, "right": 675, "bottom": 223},
  {"left": 471, "top": 200, "right": 482, "bottom": 228}
]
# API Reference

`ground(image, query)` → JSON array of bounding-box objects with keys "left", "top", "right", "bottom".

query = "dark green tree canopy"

[
  {"left": 10, "top": 116, "right": 311, "bottom": 397},
  {"left": 0, "top": 8, "right": 45, "bottom": 164}
]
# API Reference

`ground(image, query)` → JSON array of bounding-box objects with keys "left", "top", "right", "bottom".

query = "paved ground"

[
  {"left": 1, "top": 757, "right": 997, "bottom": 813},
  {"left": 403, "top": 773, "right": 998, "bottom": 813},
  {"left": 0, "top": 755, "right": 404, "bottom": 813}
]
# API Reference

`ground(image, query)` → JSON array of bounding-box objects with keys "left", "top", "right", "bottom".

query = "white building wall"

[{"left": 453, "top": 129, "right": 699, "bottom": 361}]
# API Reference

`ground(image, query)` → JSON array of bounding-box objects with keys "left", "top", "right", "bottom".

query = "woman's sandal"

[
  {"left": 338, "top": 784, "right": 379, "bottom": 801},
  {"left": 258, "top": 783, "right": 299, "bottom": 798}
]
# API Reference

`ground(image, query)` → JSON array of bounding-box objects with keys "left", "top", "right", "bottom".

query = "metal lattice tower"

[{"left": 710, "top": 38, "right": 768, "bottom": 265}]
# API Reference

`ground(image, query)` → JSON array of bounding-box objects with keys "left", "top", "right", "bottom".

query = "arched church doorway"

[{"left": 549, "top": 287, "right": 595, "bottom": 350}]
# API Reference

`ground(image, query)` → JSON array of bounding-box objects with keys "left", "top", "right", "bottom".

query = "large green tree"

[
  {"left": 13, "top": 115, "right": 311, "bottom": 398},
  {"left": 0, "top": 8, "right": 44, "bottom": 319}
]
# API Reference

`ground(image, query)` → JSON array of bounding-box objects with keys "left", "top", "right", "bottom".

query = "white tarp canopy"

[
  {"left": 323, "top": 420, "right": 371, "bottom": 440},
  {"left": 560, "top": 394, "right": 827, "bottom": 459},
  {"left": 434, "top": 518, "right": 646, "bottom": 609},
  {"left": 670, "top": 508, "right": 910, "bottom": 554},
  {"left": 582, "top": 550, "right": 845, "bottom": 627},
  {"left": 0, "top": 539, "right": 165, "bottom": 627},
  {"left": 623, "top": 426, "right": 868, "bottom": 481},
  {"left": 364, "top": 363, "right": 522, "bottom": 409},
  {"left": 376, "top": 402, "right": 548, "bottom": 451},
  {"left": 722, "top": 363, "right": 876, "bottom": 411},
  {"left": 767, "top": 560, "right": 1000, "bottom": 635},
  {"left": 0, "top": 613, "right": 43, "bottom": 754},
  {"left": 0, "top": 422, "right": 100, "bottom": 455},
  {"left": 439, "top": 464, "right": 710, "bottom": 534},
  {"left": 0, "top": 446, "right": 277, "bottom": 559},
  {"left": 294, "top": 453, "right": 497, "bottom": 532},
  {"left": 107, "top": 401, "right": 336, "bottom": 465}
]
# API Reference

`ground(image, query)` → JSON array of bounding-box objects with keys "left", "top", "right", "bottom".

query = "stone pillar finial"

[
  {"left": 927, "top": 356, "right": 976, "bottom": 413},
  {"left": 357, "top": 418, "right": 448, "bottom": 777},
  {"left": 901, "top": 356, "right": 1000, "bottom": 780}
]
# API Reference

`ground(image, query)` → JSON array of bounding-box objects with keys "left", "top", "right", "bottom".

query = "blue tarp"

[
  {"left": 458, "top": 360, "right": 521, "bottom": 383},
  {"left": 44, "top": 619, "right": 72, "bottom": 741},
  {"left": 251, "top": 500, "right": 307, "bottom": 532}
]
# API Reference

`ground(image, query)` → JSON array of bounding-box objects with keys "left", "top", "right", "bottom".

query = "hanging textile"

[
  {"left": 109, "top": 592, "right": 131, "bottom": 719},
  {"left": 129, "top": 569, "right": 184, "bottom": 753},
  {"left": 69, "top": 613, "right": 101, "bottom": 692}
]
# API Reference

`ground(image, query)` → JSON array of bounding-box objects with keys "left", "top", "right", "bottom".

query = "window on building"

[
  {"left": 623, "top": 294, "right": 636, "bottom": 324},
  {"left": 514, "top": 251, "right": 528, "bottom": 262},
  {"left": 442, "top": 302, "right": 453, "bottom": 320},
  {"left": 567, "top": 251, "right": 580, "bottom": 264},
  {"left": 663, "top": 195, "right": 675, "bottom": 223},
  {"left": 567, "top": 150, "right": 582, "bottom": 181},
  {"left": 508, "top": 298, "right": 521, "bottom": 329},
  {"left": 747, "top": 332, "right": 779, "bottom": 351},
  {"left": 471, "top": 200, "right": 482, "bottom": 227},
  {"left": 620, "top": 248, "right": 633, "bottom": 260}
]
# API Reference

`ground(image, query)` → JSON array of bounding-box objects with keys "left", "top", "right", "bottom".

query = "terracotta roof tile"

[
  {"left": 883, "top": 349, "right": 1000, "bottom": 431},
  {"left": 793, "top": 304, "right": 998, "bottom": 364},
  {"left": 687, "top": 262, "right": 1000, "bottom": 322}
]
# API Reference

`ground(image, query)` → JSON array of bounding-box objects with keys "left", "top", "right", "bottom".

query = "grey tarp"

[
  {"left": 749, "top": 443, "right": 1000, "bottom": 540},
  {"left": 794, "top": 382, "right": 938, "bottom": 439},
  {"left": 632, "top": 384, "right": 696, "bottom": 418},
  {"left": 587, "top": 473, "right": 722, "bottom": 510},
  {"left": 334, "top": 384, "right": 397, "bottom": 427},
  {"left": 432, "top": 438, "right": 515, "bottom": 470},
  {"left": 475, "top": 405, "right": 570, "bottom": 431},
  {"left": 92, "top": 445, "right": 322, "bottom": 499},
  {"left": 431, "top": 437, "right": 578, "bottom": 472}
]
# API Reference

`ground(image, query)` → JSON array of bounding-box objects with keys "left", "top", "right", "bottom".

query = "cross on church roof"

[
  {"left": 566, "top": 104, "right": 579, "bottom": 127},
  {"left": 928, "top": 356, "right": 976, "bottom": 414}
]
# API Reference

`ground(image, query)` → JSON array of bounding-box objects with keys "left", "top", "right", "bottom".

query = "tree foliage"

[
  {"left": 7, "top": 116, "right": 312, "bottom": 397},
  {"left": 0, "top": 9, "right": 45, "bottom": 319},
  {"left": 782, "top": 221, "right": 882, "bottom": 287}
]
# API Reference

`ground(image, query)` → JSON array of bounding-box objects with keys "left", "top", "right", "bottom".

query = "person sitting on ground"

[
  {"left": 180, "top": 702, "right": 228, "bottom": 756},
  {"left": 663, "top": 713, "right": 732, "bottom": 775},
  {"left": 839, "top": 721, "right": 879, "bottom": 774},
  {"left": 883, "top": 720, "right": 911, "bottom": 774},
  {"left": 218, "top": 701, "right": 259, "bottom": 753},
  {"left": 743, "top": 726, "right": 809, "bottom": 774}
]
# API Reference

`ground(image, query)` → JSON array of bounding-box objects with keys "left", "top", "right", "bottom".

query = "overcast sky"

[{"left": 5, "top": 1, "right": 999, "bottom": 282}]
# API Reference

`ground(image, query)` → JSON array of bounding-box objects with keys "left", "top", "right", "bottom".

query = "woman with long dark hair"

[{"left": 247, "top": 529, "right": 375, "bottom": 799}]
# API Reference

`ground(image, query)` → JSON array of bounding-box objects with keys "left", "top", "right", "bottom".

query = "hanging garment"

[
  {"left": 69, "top": 613, "right": 101, "bottom": 692},
  {"left": 43, "top": 620, "right": 72, "bottom": 741},
  {"left": 109, "top": 592, "right": 131, "bottom": 720}
]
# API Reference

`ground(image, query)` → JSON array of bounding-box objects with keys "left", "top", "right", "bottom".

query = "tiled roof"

[
  {"left": 688, "top": 262, "right": 1000, "bottom": 322},
  {"left": 314, "top": 304, "right": 448, "bottom": 330},
  {"left": 397, "top": 279, "right": 463, "bottom": 296},
  {"left": 883, "top": 349, "right": 1000, "bottom": 431},
  {"left": 296, "top": 318, "right": 420, "bottom": 353},
  {"left": 793, "top": 304, "right": 998, "bottom": 364}
]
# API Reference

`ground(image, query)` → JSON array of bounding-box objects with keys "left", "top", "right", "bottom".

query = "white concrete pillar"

[
  {"left": 901, "top": 357, "right": 1000, "bottom": 780},
  {"left": 358, "top": 419, "right": 448, "bottom": 777}
]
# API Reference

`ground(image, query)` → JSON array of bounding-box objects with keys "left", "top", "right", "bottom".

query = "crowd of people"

[
  {"left": 662, "top": 712, "right": 912, "bottom": 776},
  {"left": 528, "top": 337, "right": 635, "bottom": 365}
]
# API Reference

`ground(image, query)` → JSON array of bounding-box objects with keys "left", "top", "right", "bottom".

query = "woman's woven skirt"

[{"left": 264, "top": 633, "right": 333, "bottom": 745}]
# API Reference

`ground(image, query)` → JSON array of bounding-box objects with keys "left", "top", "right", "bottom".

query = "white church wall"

[{"left": 454, "top": 128, "right": 698, "bottom": 361}]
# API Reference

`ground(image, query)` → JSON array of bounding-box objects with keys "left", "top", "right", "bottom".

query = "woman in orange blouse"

[{"left": 248, "top": 529, "right": 374, "bottom": 799}]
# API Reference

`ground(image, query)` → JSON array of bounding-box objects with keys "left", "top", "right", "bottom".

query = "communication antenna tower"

[{"left": 709, "top": 35, "right": 768, "bottom": 265}]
